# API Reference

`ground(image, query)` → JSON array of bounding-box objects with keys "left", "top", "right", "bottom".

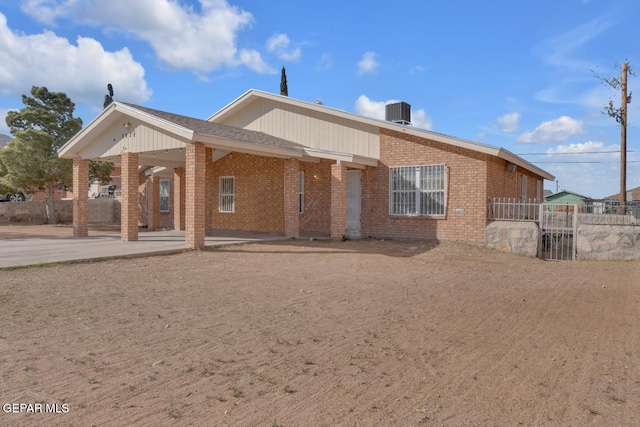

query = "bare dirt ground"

[{"left": 1, "top": 225, "right": 640, "bottom": 426}]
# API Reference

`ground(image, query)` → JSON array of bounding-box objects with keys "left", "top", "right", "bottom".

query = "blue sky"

[{"left": 0, "top": 0, "right": 638, "bottom": 198}]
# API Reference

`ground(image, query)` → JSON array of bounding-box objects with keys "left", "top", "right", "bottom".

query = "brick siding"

[
  {"left": 361, "top": 129, "right": 488, "bottom": 242},
  {"left": 72, "top": 158, "right": 89, "bottom": 237},
  {"left": 283, "top": 159, "right": 300, "bottom": 237},
  {"left": 330, "top": 162, "right": 347, "bottom": 240},
  {"left": 121, "top": 152, "right": 139, "bottom": 241},
  {"left": 185, "top": 143, "right": 206, "bottom": 249}
]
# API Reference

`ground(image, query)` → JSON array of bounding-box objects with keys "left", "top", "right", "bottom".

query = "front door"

[{"left": 346, "top": 170, "right": 361, "bottom": 238}]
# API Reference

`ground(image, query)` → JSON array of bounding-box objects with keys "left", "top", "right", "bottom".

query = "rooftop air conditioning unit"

[{"left": 385, "top": 102, "right": 411, "bottom": 125}]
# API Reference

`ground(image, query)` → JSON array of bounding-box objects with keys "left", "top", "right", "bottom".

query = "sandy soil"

[{"left": 1, "top": 225, "right": 640, "bottom": 426}]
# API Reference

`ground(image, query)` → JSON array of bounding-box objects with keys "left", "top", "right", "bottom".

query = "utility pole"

[{"left": 620, "top": 62, "right": 629, "bottom": 208}]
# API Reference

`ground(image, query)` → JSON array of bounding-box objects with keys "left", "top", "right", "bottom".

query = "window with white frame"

[
  {"left": 521, "top": 175, "right": 528, "bottom": 201},
  {"left": 389, "top": 165, "right": 447, "bottom": 216},
  {"left": 298, "top": 171, "right": 304, "bottom": 213},
  {"left": 159, "top": 179, "right": 170, "bottom": 212},
  {"left": 219, "top": 176, "right": 235, "bottom": 212}
]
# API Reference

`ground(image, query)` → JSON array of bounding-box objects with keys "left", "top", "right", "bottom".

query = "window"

[
  {"left": 159, "top": 179, "right": 170, "bottom": 212},
  {"left": 389, "top": 165, "right": 446, "bottom": 216},
  {"left": 298, "top": 171, "right": 304, "bottom": 213},
  {"left": 521, "top": 175, "right": 528, "bottom": 201},
  {"left": 536, "top": 180, "right": 542, "bottom": 202},
  {"left": 219, "top": 176, "right": 235, "bottom": 212}
]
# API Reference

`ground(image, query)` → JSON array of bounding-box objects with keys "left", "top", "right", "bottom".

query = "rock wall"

[
  {"left": 576, "top": 225, "right": 640, "bottom": 260},
  {"left": 485, "top": 221, "right": 540, "bottom": 257},
  {"left": 0, "top": 199, "right": 120, "bottom": 223}
]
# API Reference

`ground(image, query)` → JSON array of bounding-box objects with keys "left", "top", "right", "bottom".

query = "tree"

[
  {"left": 280, "top": 66, "right": 288, "bottom": 96},
  {"left": 0, "top": 86, "right": 82, "bottom": 223}
]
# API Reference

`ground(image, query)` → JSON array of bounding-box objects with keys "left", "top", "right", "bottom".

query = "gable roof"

[
  {"left": 604, "top": 186, "right": 640, "bottom": 200},
  {"left": 545, "top": 189, "right": 590, "bottom": 202},
  {"left": 59, "top": 101, "right": 306, "bottom": 160},
  {"left": 209, "top": 89, "right": 555, "bottom": 181}
]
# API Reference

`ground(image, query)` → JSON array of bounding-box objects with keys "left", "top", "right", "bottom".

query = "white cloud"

[
  {"left": 266, "top": 33, "right": 301, "bottom": 62},
  {"left": 0, "top": 13, "right": 150, "bottom": 104},
  {"left": 0, "top": 108, "right": 17, "bottom": 135},
  {"left": 357, "top": 52, "right": 378, "bottom": 76},
  {"left": 496, "top": 112, "right": 520, "bottom": 133},
  {"left": 20, "top": 0, "right": 275, "bottom": 74},
  {"left": 410, "top": 109, "right": 433, "bottom": 131},
  {"left": 517, "top": 116, "right": 583, "bottom": 144},
  {"left": 354, "top": 95, "right": 432, "bottom": 130},
  {"left": 354, "top": 95, "right": 387, "bottom": 120},
  {"left": 544, "top": 140, "right": 617, "bottom": 156},
  {"left": 316, "top": 53, "right": 332, "bottom": 71},
  {"left": 540, "top": 141, "right": 624, "bottom": 198}
]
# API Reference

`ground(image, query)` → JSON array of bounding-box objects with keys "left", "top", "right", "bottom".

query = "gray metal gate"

[{"left": 539, "top": 204, "right": 578, "bottom": 261}]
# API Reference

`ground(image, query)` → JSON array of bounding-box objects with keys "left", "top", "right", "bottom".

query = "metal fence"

[
  {"left": 488, "top": 198, "right": 640, "bottom": 226},
  {"left": 487, "top": 198, "right": 540, "bottom": 222}
]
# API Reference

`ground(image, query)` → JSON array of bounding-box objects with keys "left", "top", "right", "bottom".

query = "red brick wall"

[
  {"left": 211, "top": 153, "right": 286, "bottom": 233},
  {"left": 72, "top": 158, "right": 88, "bottom": 237},
  {"left": 173, "top": 167, "right": 185, "bottom": 231},
  {"left": 361, "top": 129, "right": 489, "bottom": 242},
  {"left": 299, "top": 160, "right": 332, "bottom": 235},
  {"left": 185, "top": 143, "right": 206, "bottom": 248},
  {"left": 486, "top": 156, "right": 544, "bottom": 202},
  {"left": 121, "top": 152, "right": 139, "bottom": 241},
  {"left": 283, "top": 159, "right": 300, "bottom": 237},
  {"left": 330, "top": 163, "right": 347, "bottom": 239}
]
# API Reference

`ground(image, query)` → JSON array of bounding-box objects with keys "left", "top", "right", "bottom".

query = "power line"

[
  {"left": 518, "top": 150, "right": 639, "bottom": 155},
  {"left": 531, "top": 160, "right": 640, "bottom": 164}
]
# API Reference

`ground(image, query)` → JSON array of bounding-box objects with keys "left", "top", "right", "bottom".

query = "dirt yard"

[{"left": 1, "top": 225, "right": 640, "bottom": 426}]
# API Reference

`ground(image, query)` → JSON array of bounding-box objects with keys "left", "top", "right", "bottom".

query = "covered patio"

[{"left": 59, "top": 102, "right": 376, "bottom": 249}]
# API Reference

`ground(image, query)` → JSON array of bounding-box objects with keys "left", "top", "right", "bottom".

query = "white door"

[{"left": 346, "top": 170, "right": 361, "bottom": 238}]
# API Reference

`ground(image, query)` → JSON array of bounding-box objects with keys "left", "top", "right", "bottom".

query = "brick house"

[{"left": 59, "top": 90, "right": 554, "bottom": 248}]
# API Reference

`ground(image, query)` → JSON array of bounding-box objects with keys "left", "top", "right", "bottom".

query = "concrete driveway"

[{"left": 0, "top": 229, "right": 289, "bottom": 269}]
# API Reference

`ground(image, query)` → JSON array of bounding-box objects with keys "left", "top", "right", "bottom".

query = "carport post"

[
  {"left": 147, "top": 175, "right": 160, "bottom": 231},
  {"left": 205, "top": 147, "right": 214, "bottom": 235},
  {"left": 121, "top": 152, "right": 139, "bottom": 241},
  {"left": 330, "top": 161, "right": 347, "bottom": 240},
  {"left": 284, "top": 159, "right": 300, "bottom": 238},
  {"left": 173, "top": 167, "right": 186, "bottom": 231},
  {"left": 185, "top": 142, "right": 206, "bottom": 249},
  {"left": 72, "top": 157, "right": 89, "bottom": 237}
]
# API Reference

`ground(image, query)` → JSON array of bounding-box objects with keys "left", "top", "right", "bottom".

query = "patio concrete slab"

[{"left": 0, "top": 229, "right": 289, "bottom": 269}]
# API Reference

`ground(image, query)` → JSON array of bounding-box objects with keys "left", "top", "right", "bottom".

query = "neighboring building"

[
  {"left": 545, "top": 190, "right": 590, "bottom": 206},
  {"left": 59, "top": 90, "right": 554, "bottom": 248},
  {"left": 604, "top": 186, "right": 640, "bottom": 202}
]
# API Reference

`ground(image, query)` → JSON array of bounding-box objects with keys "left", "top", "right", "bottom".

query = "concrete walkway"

[{"left": 0, "top": 229, "right": 289, "bottom": 269}]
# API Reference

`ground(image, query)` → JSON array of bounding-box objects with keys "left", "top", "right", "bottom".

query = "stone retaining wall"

[
  {"left": 576, "top": 224, "right": 640, "bottom": 261},
  {"left": 485, "top": 221, "right": 540, "bottom": 257},
  {"left": 486, "top": 221, "right": 640, "bottom": 261},
  {"left": 0, "top": 199, "right": 120, "bottom": 223}
]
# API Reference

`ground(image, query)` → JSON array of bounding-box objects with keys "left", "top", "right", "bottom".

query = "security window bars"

[
  {"left": 298, "top": 171, "right": 304, "bottom": 213},
  {"left": 389, "top": 165, "right": 446, "bottom": 216},
  {"left": 219, "top": 176, "right": 235, "bottom": 213},
  {"left": 159, "top": 179, "right": 170, "bottom": 212}
]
